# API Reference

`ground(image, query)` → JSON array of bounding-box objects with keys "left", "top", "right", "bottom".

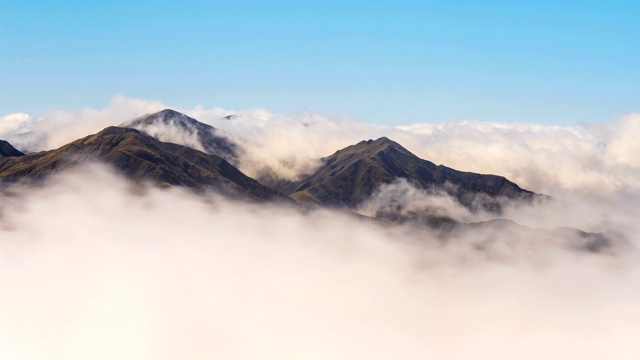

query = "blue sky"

[{"left": 1, "top": 0, "right": 638, "bottom": 125}]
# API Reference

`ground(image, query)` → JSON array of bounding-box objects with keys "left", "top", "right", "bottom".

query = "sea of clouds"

[{"left": 1, "top": 95, "right": 638, "bottom": 359}]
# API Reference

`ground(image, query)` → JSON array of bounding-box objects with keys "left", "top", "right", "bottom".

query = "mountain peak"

[
  {"left": 121, "top": 109, "right": 240, "bottom": 166},
  {"left": 156, "top": 108, "right": 184, "bottom": 117},
  {"left": 96, "top": 126, "right": 139, "bottom": 136},
  {"left": 372, "top": 136, "right": 391, "bottom": 144},
  {"left": 358, "top": 136, "right": 391, "bottom": 145},
  {"left": 347, "top": 136, "right": 410, "bottom": 158},
  {"left": 125, "top": 109, "right": 202, "bottom": 129},
  {"left": 291, "top": 136, "right": 536, "bottom": 211}
]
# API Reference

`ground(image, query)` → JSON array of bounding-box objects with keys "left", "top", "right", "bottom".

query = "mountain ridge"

[
  {"left": 288, "top": 136, "right": 538, "bottom": 213},
  {"left": 0, "top": 126, "right": 289, "bottom": 203}
]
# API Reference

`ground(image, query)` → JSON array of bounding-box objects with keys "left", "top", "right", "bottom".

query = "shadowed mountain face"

[
  {"left": 122, "top": 109, "right": 240, "bottom": 166},
  {"left": 289, "top": 137, "right": 538, "bottom": 212},
  {"left": 0, "top": 127, "right": 287, "bottom": 202},
  {"left": 0, "top": 140, "right": 24, "bottom": 157}
]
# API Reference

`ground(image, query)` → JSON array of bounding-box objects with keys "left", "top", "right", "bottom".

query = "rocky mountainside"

[
  {"left": 122, "top": 109, "right": 240, "bottom": 166},
  {"left": 288, "top": 137, "right": 538, "bottom": 212},
  {"left": 0, "top": 126, "right": 287, "bottom": 202}
]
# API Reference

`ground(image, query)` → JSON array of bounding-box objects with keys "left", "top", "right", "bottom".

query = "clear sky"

[{"left": 1, "top": 0, "right": 638, "bottom": 125}]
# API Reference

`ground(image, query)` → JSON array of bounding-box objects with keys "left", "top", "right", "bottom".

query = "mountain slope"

[
  {"left": 122, "top": 109, "right": 240, "bottom": 165},
  {"left": 0, "top": 140, "right": 24, "bottom": 157},
  {"left": 0, "top": 126, "right": 287, "bottom": 202},
  {"left": 289, "top": 137, "right": 538, "bottom": 212}
]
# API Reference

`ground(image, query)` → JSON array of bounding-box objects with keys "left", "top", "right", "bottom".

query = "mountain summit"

[
  {"left": 123, "top": 109, "right": 240, "bottom": 165},
  {"left": 289, "top": 137, "right": 537, "bottom": 212}
]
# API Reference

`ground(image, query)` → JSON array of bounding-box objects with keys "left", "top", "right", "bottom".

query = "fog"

[
  {"left": 1, "top": 166, "right": 638, "bottom": 359},
  {"left": 1, "top": 97, "right": 639, "bottom": 358}
]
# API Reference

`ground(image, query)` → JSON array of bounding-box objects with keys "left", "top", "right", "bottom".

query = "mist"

[
  {"left": 1, "top": 166, "right": 638, "bottom": 359},
  {"left": 1, "top": 97, "right": 639, "bottom": 358}
]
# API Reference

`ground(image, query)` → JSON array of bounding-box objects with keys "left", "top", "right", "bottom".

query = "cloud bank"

[
  {"left": 1, "top": 96, "right": 639, "bottom": 358},
  {"left": 0, "top": 166, "right": 638, "bottom": 359}
]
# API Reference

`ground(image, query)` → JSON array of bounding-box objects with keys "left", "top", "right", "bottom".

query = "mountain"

[
  {"left": 0, "top": 126, "right": 288, "bottom": 202},
  {"left": 122, "top": 109, "right": 240, "bottom": 166},
  {"left": 0, "top": 140, "right": 24, "bottom": 157},
  {"left": 0, "top": 121, "right": 618, "bottom": 253},
  {"left": 288, "top": 137, "right": 538, "bottom": 212},
  {"left": 454, "top": 219, "right": 619, "bottom": 254}
]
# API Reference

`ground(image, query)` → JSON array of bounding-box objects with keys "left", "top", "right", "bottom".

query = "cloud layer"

[
  {"left": 1, "top": 97, "right": 639, "bottom": 358},
  {"left": 1, "top": 166, "right": 638, "bottom": 359}
]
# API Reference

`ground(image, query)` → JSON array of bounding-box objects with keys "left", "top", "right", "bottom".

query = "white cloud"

[
  {"left": 395, "top": 117, "right": 640, "bottom": 195},
  {"left": 1, "top": 96, "right": 638, "bottom": 358},
  {"left": 0, "top": 112, "right": 31, "bottom": 135},
  {"left": 0, "top": 166, "right": 637, "bottom": 359},
  {"left": 0, "top": 95, "right": 165, "bottom": 152},
  {"left": 357, "top": 178, "right": 479, "bottom": 222},
  {"left": 603, "top": 113, "right": 640, "bottom": 167}
]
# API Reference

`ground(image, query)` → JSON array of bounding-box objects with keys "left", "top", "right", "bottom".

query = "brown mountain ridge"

[
  {"left": 287, "top": 137, "right": 539, "bottom": 213},
  {"left": 0, "top": 126, "right": 288, "bottom": 203}
]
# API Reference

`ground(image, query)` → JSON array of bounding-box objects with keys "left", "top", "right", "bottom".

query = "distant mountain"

[
  {"left": 288, "top": 137, "right": 539, "bottom": 212},
  {"left": 0, "top": 126, "right": 288, "bottom": 202},
  {"left": 0, "top": 140, "right": 24, "bottom": 157},
  {"left": 122, "top": 109, "right": 240, "bottom": 166},
  {"left": 453, "top": 219, "right": 618, "bottom": 254}
]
